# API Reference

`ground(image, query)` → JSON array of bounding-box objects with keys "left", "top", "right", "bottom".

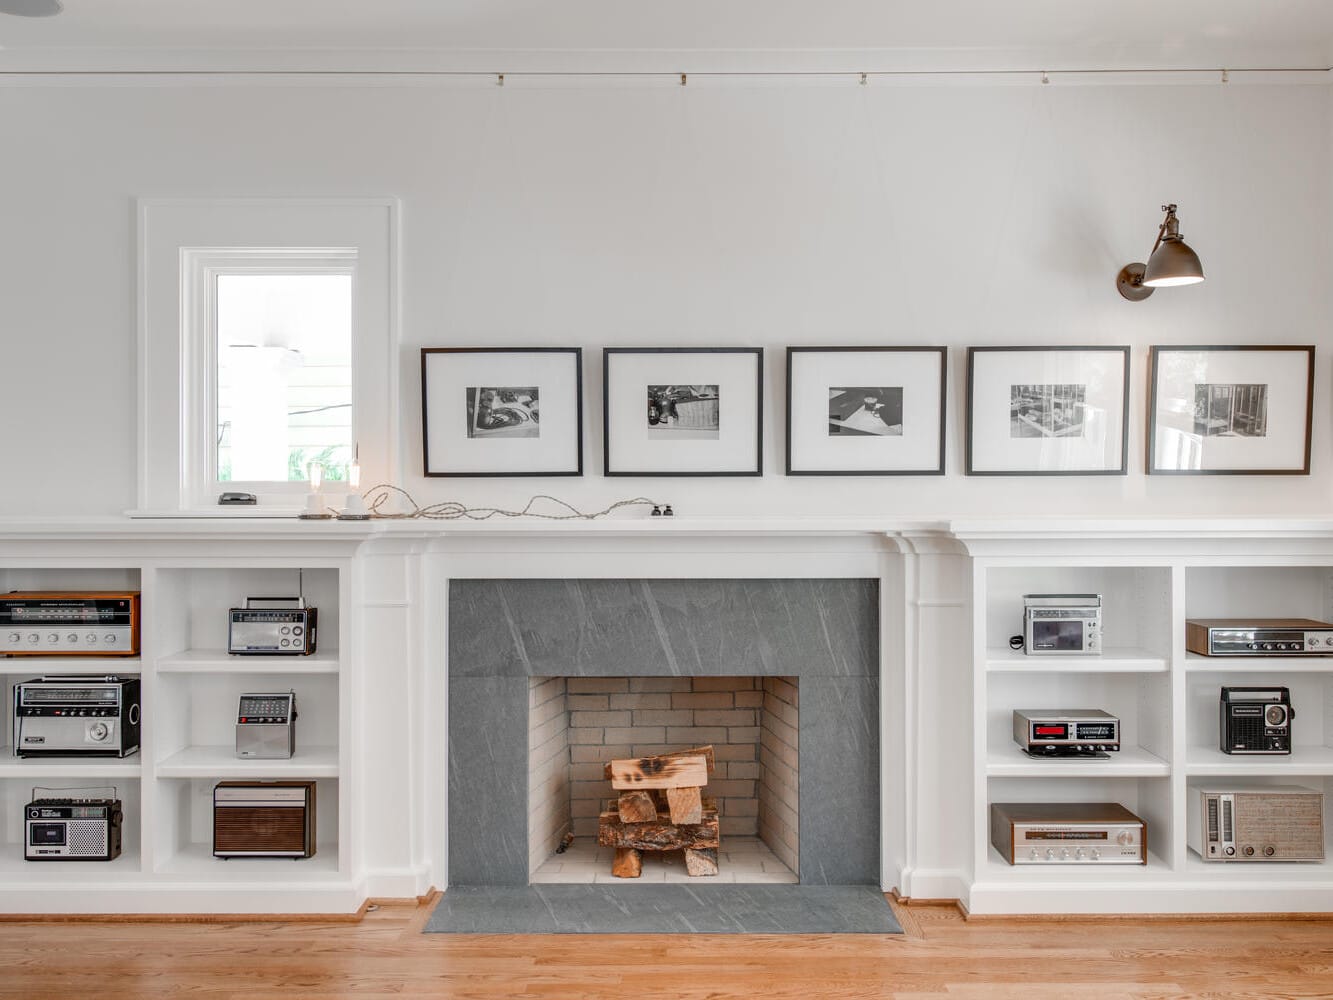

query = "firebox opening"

[{"left": 528, "top": 675, "right": 799, "bottom": 884}]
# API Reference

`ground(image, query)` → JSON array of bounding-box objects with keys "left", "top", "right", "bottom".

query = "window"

[{"left": 137, "top": 199, "right": 398, "bottom": 513}]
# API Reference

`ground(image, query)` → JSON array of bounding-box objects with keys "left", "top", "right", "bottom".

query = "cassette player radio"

[
  {"left": 25, "top": 787, "right": 123, "bottom": 862},
  {"left": 1, "top": 592, "right": 140, "bottom": 657},
  {"left": 228, "top": 598, "right": 317, "bottom": 656},
  {"left": 1186, "top": 618, "right": 1333, "bottom": 656}
]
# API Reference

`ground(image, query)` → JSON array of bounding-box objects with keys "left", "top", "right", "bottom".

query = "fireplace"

[
  {"left": 448, "top": 579, "right": 880, "bottom": 887},
  {"left": 527, "top": 675, "right": 800, "bottom": 883}
]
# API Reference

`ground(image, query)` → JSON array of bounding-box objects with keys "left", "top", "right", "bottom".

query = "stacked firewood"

[{"left": 597, "top": 745, "right": 719, "bottom": 878}]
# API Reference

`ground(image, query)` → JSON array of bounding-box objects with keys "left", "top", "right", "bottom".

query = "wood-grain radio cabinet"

[
  {"left": 969, "top": 547, "right": 1333, "bottom": 915},
  {"left": 0, "top": 547, "right": 358, "bottom": 914}
]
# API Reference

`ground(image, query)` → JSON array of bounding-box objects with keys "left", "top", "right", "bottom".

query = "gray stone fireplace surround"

[{"left": 448, "top": 579, "right": 879, "bottom": 886}]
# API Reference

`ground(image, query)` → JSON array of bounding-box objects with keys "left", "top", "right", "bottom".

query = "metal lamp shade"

[{"left": 1143, "top": 237, "right": 1204, "bottom": 287}]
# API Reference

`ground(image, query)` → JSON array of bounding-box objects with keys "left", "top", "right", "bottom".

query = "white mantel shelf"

[{"left": 3, "top": 515, "right": 1333, "bottom": 542}]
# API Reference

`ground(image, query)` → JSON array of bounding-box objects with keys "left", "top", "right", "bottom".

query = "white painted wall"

[{"left": 0, "top": 79, "right": 1328, "bottom": 516}]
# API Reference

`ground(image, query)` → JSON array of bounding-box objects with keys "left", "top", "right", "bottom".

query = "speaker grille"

[
  {"left": 214, "top": 806, "right": 308, "bottom": 853},
  {"left": 68, "top": 819, "right": 106, "bottom": 854}
]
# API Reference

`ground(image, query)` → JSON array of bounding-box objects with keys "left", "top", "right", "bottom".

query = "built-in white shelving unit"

[
  {"left": 969, "top": 548, "right": 1333, "bottom": 915},
  {"left": 0, "top": 547, "right": 360, "bottom": 913}
]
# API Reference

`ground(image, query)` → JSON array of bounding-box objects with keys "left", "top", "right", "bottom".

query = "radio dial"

[
  {"left": 1029, "top": 848, "right": 1038, "bottom": 860},
  {"left": 7, "top": 632, "right": 18, "bottom": 642},
  {"left": 1045, "top": 849, "right": 1055, "bottom": 860},
  {"left": 1116, "top": 830, "right": 1134, "bottom": 846},
  {"left": 1090, "top": 848, "right": 1100, "bottom": 860},
  {"left": 88, "top": 722, "right": 109, "bottom": 741},
  {"left": 1225, "top": 846, "right": 1236, "bottom": 856},
  {"left": 87, "top": 634, "right": 97, "bottom": 643},
  {"left": 46, "top": 634, "right": 58, "bottom": 643},
  {"left": 28, "top": 633, "right": 38, "bottom": 643},
  {"left": 66, "top": 633, "right": 78, "bottom": 643},
  {"left": 1262, "top": 642, "right": 1274, "bottom": 650},
  {"left": 104, "top": 634, "right": 116, "bottom": 644},
  {"left": 1075, "top": 848, "right": 1086, "bottom": 860},
  {"left": 1243, "top": 845, "right": 1255, "bottom": 857},
  {"left": 1264, "top": 846, "right": 1276, "bottom": 856}
]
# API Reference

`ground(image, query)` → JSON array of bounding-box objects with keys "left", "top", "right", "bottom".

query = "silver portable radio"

[
  {"left": 14, "top": 676, "right": 141, "bottom": 758},
  {"left": 228, "top": 597, "right": 317, "bottom": 656},
  {"left": 236, "top": 692, "right": 297, "bottom": 759},
  {"left": 1023, "top": 594, "right": 1102, "bottom": 655},
  {"left": 25, "top": 786, "right": 123, "bottom": 861}
]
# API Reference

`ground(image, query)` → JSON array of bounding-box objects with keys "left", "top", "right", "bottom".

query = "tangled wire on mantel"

[{"left": 358, "top": 484, "right": 665, "bottom": 521}]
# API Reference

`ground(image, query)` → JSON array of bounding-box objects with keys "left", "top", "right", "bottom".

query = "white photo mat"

[
  {"left": 421, "top": 348, "right": 582, "bottom": 476},
  {"left": 604, "top": 349, "right": 762, "bottom": 475},
  {"left": 967, "top": 347, "right": 1129, "bottom": 474},
  {"left": 787, "top": 348, "right": 945, "bottom": 474},
  {"left": 1148, "top": 346, "right": 1313, "bottom": 474}
]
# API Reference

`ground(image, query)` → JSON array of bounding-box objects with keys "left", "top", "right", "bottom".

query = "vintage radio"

[
  {"left": 1023, "top": 594, "right": 1102, "bottom": 655},
  {"left": 1220, "top": 686, "right": 1293, "bottom": 755},
  {"left": 236, "top": 692, "right": 297, "bottom": 760},
  {"left": 213, "top": 781, "right": 316, "bottom": 858},
  {"left": 25, "top": 788, "right": 123, "bottom": 861},
  {"left": 13, "top": 676, "right": 140, "bottom": 758},
  {"left": 228, "top": 598, "right": 317, "bottom": 656},
  {"left": 1188, "top": 784, "right": 1324, "bottom": 861},
  {"left": 1186, "top": 618, "right": 1333, "bottom": 656},
  {"left": 1, "top": 592, "right": 139, "bottom": 656},
  {"left": 1012, "top": 709, "right": 1120, "bottom": 759},
  {"left": 991, "top": 802, "right": 1146, "bottom": 865}
]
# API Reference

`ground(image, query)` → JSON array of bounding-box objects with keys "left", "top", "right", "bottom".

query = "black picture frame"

[
  {"left": 603, "top": 348, "right": 763, "bottom": 476},
  {"left": 1147, "top": 345, "right": 1315, "bottom": 475},
  {"left": 785, "top": 346, "right": 947, "bottom": 476},
  {"left": 420, "top": 347, "right": 584, "bottom": 477},
  {"left": 966, "top": 346, "right": 1131, "bottom": 476}
]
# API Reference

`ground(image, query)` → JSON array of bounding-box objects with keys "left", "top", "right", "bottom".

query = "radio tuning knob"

[
  {"left": 1091, "top": 848, "right": 1100, "bottom": 860},
  {"left": 88, "top": 722, "right": 108, "bottom": 741},
  {"left": 1075, "top": 848, "right": 1086, "bottom": 860},
  {"left": 7, "top": 632, "right": 18, "bottom": 642},
  {"left": 1116, "top": 830, "right": 1134, "bottom": 846},
  {"left": 1029, "top": 848, "right": 1038, "bottom": 860},
  {"left": 1243, "top": 845, "right": 1255, "bottom": 857},
  {"left": 1045, "top": 849, "right": 1055, "bottom": 860},
  {"left": 1264, "top": 846, "right": 1276, "bottom": 857},
  {"left": 28, "top": 633, "right": 38, "bottom": 643}
]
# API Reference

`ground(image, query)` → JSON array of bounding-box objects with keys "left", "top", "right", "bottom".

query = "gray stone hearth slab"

[{"left": 424, "top": 884, "right": 903, "bottom": 934}]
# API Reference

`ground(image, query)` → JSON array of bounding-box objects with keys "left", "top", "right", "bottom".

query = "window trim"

[{"left": 136, "top": 198, "right": 399, "bottom": 515}]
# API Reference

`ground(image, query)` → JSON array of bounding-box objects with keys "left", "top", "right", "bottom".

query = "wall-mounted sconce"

[{"left": 1116, "top": 203, "right": 1205, "bottom": 301}]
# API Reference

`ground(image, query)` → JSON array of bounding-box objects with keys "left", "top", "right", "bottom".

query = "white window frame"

[{"left": 137, "top": 198, "right": 399, "bottom": 515}]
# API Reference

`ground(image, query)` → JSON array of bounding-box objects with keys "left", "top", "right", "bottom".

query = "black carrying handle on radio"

[
  {"left": 31, "top": 784, "right": 118, "bottom": 801},
  {"left": 244, "top": 597, "right": 306, "bottom": 609}
]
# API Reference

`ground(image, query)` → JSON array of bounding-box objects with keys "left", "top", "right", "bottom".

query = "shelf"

[
  {"left": 156, "top": 745, "right": 338, "bottom": 778},
  {"left": 155, "top": 842, "right": 340, "bottom": 881},
  {"left": 0, "top": 851, "right": 142, "bottom": 880},
  {"left": 0, "top": 657, "right": 141, "bottom": 675},
  {"left": 0, "top": 750, "right": 142, "bottom": 779},
  {"left": 985, "top": 647, "right": 1168, "bottom": 673},
  {"left": 1186, "top": 745, "right": 1333, "bottom": 776},
  {"left": 157, "top": 649, "right": 338, "bottom": 674},
  {"left": 1184, "top": 653, "right": 1333, "bottom": 673},
  {"left": 987, "top": 744, "right": 1169, "bottom": 778},
  {"left": 981, "top": 846, "right": 1171, "bottom": 881},
  {"left": 1182, "top": 852, "right": 1331, "bottom": 880}
]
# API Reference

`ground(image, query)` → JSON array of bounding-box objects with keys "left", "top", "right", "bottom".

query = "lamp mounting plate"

[{"left": 1116, "top": 262, "right": 1154, "bottom": 301}]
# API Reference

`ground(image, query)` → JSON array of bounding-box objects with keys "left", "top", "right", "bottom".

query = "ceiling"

[{"left": 2, "top": 0, "right": 1333, "bottom": 75}]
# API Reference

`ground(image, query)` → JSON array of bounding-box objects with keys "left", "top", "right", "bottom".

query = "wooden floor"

[{"left": 1, "top": 897, "right": 1331, "bottom": 999}]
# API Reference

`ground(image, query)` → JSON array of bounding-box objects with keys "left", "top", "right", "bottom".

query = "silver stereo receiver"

[
  {"left": 1188, "top": 784, "right": 1324, "bottom": 862},
  {"left": 1186, "top": 618, "right": 1333, "bottom": 656},
  {"left": 236, "top": 691, "right": 296, "bottom": 759},
  {"left": 1013, "top": 709, "right": 1120, "bottom": 759},
  {"left": 14, "top": 676, "right": 140, "bottom": 758},
  {"left": 1, "top": 592, "right": 140, "bottom": 656},
  {"left": 1023, "top": 594, "right": 1101, "bottom": 655},
  {"left": 228, "top": 597, "right": 317, "bottom": 656},
  {"left": 991, "top": 802, "right": 1147, "bottom": 865}
]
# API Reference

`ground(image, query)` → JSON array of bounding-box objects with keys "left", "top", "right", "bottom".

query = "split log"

[
  {"left": 608, "top": 754, "right": 708, "bottom": 791},
  {"left": 666, "top": 786, "right": 702, "bottom": 825},
  {"left": 612, "top": 848, "right": 643, "bottom": 878},
  {"left": 617, "top": 790, "right": 658, "bottom": 823},
  {"left": 683, "top": 847, "right": 719, "bottom": 877},
  {"left": 603, "top": 745, "right": 715, "bottom": 781},
  {"left": 597, "top": 807, "right": 720, "bottom": 851}
]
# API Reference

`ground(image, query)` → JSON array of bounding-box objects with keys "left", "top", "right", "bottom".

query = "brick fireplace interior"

[{"left": 528, "top": 675, "right": 800, "bottom": 883}]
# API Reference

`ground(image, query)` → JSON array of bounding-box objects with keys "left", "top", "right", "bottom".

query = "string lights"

[{"left": 309, "top": 485, "right": 671, "bottom": 522}]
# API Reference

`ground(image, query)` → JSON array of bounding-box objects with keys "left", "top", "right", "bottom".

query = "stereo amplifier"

[
  {"left": 1186, "top": 618, "right": 1333, "bottom": 656},
  {"left": 991, "top": 801, "right": 1147, "bottom": 865},
  {"left": 1, "top": 592, "right": 139, "bottom": 657}
]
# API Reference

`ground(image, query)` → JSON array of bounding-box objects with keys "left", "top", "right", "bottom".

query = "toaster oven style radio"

[
  {"left": 228, "top": 598, "right": 317, "bottom": 656},
  {"left": 1186, "top": 618, "right": 1333, "bottom": 656},
  {"left": 1188, "top": 784, "right": 1324, "bottom": 862},
  {"left": 213, "top": 781, "right": 316, "bottom": 859},
  {"left": 14, "top": 676, "right": 140, "bottom": 758},
  {"left": 1220, "top": 687, "right": 1293, "bottom": 755},
  {"left": 1, "top": 592, "right": 140, "bottom": 656},
  {"left": 1023, "top": 594, "right": 1101, "bottom": 655},
  {"left": 25, "top": 789, "right": 123, "bottom": 861},
  {"left": 991, "top": 802, "right": 1147, "bottom": 865},
  {"left": 1013, "top": 709, "right": 1120, "bottom": 759}
]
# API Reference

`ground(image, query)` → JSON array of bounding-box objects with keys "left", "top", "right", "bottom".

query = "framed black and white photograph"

[
  {"left": 421, "top": 347, "right": 583, "bottom": 476},
  {"left": 1147, "top": 345, "right": 1314, "bottom": 475},
  {"left": 603, "top": 348, "right": 762, "bottom": 476},
  {"left": 785, "top": 347, "right": 946, "bottom": 475},
  {"left": 966, "top": 346, "right": 1130, "bottom": 475}
]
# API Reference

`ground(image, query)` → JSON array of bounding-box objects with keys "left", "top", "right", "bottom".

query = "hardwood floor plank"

[{"left": 0, "top": 897, "right": 1328, "bottom": 1000}]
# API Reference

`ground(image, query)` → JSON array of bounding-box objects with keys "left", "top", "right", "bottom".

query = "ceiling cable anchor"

[
  {"left": 860, "top": 72, "right": 868, "bottom": 86},
  {"left": 1041, "top": 71, "right": 1050, "bottom": 85},
  {"left": 1221, "top": 68, "right": 1229, "bottom": 84},
  {"left": 680, "top": 72, "right": 687, "bottom": 87},
  {"left": 497, "top": 73, "right": 504, "bottom": 87}
]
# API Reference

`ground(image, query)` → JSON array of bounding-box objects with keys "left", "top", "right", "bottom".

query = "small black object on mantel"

[
  {"left": 662, "top": 505, "right": 674, "bottom": 517},
  {"left": 218, "top": 492, "right": 257, "bottom": 506},
  {"left": 651, "top": 505, "right": 663, "bottom": 516}
]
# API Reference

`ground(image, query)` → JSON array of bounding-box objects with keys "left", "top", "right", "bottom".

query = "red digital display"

[{"left": 1034, "top": 725, "right": 1067, "bottom": 736}]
